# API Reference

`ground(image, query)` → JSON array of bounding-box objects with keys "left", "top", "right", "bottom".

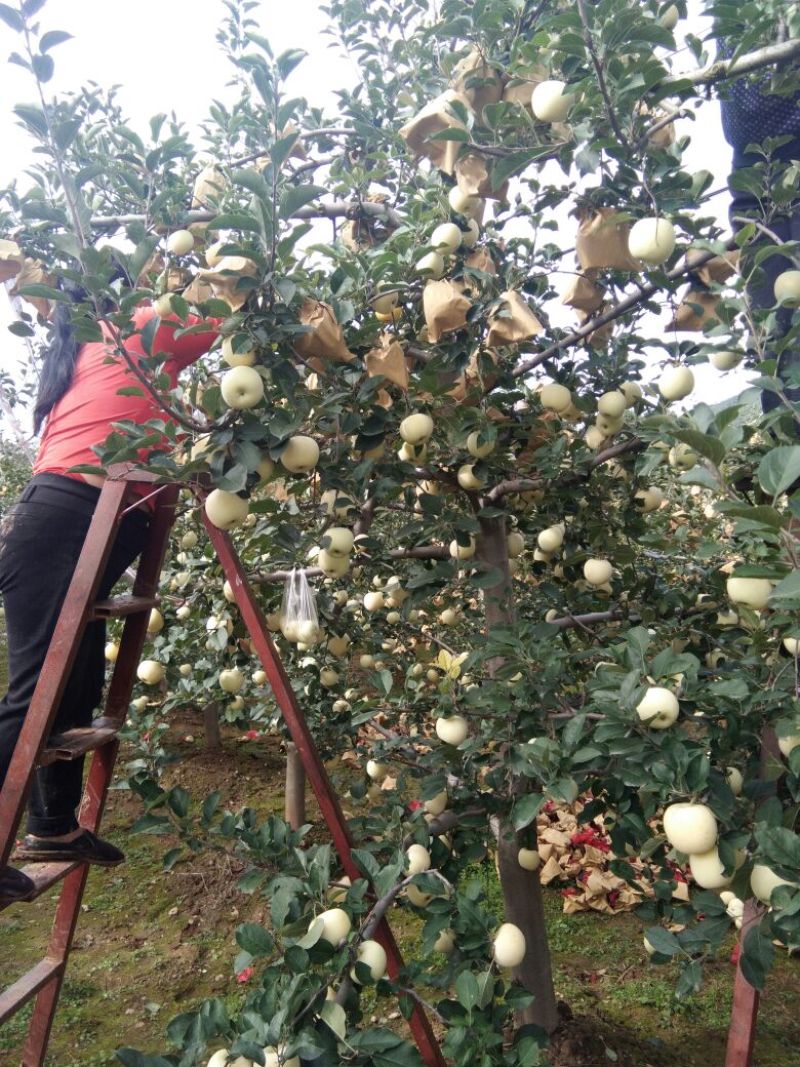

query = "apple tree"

[{"left": 2, "top": 0, "right": 800, "bottom": 1063}]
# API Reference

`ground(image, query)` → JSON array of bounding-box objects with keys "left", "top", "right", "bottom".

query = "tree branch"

[
  {"left": 576, "top": 0, "right": 631, "bottom": 148},
  {"left": 663, "top": 37, "right": 800, "bottom": 89},
  {"left": 252, "top": 566, "right": 323, "bottom": 584},
  {"left": 486, "top": 478, "right": 543, "bottom": 503},
  {"left": 512, "top": 243, "right": 731, "bottom": 377},
  {"left": 89, "top": 198, "right": 402, "bottom": 232},
  {"left": 389, "top": 544, "right": 450, "bottom": 560}
]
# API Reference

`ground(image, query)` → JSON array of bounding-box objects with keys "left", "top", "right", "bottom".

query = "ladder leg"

[
  {"left": 204, "top": 517, "right": 447, "bottom": 1067},
  {"left": 724, "top": 901, "right": 760, "bottom": 1067},
  {"left": 21, "top": 866, "right": 89, "bottom": 1067}
]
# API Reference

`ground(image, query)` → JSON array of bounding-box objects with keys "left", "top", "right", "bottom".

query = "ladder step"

[
  {"left": 0, "top": 862, "right": 78, "bottom": 915},
  {"left": 39, "top": 719, "right": 119, "bottom": 766},
  {"left": 0, "top": 957, "right": 63, "bottom": 1024},
  {"left": 89, "top": 595, "right": 158, "bottom": 620}
]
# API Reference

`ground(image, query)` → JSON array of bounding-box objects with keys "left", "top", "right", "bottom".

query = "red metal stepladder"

[
  {"left": 0, "top": 464, "right": 766, "bottom": 1067},
  {"left": 0, "top": 467, "right": 446, "bottom": 1067}
]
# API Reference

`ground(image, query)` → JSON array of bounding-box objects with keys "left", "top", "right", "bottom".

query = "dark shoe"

[
  {"left": 0, "top": 865, "right": 36, "bottom": 902},
  {"left": 14, "top": 829, "right": 124, "bottom": 868}
]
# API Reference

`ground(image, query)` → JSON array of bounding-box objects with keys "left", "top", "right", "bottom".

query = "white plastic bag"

[{"left": 280, "top": 568, "right": 321, "bottom": 645}]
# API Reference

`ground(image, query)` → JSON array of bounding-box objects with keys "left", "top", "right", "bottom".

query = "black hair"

[{"left": 32, "top": 264, "right": 131, "bottom": 435}]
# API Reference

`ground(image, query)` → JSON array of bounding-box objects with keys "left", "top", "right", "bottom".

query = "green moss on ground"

[{"left": 1, "top": 714, "right": 799, "bottom": 1065}]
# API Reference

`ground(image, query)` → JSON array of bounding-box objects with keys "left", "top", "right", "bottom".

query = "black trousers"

[{"left": 0, "top": 474, "right": 149, "bottom": 836}]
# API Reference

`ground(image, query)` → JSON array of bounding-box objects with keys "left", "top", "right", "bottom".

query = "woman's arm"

[{"left": 135, "top": 305, "right": 222, "bottom": 372}]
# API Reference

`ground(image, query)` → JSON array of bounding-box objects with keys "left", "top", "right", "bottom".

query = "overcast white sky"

[{"left": 0, "top": 0, "right": 744, "bottom": 442}]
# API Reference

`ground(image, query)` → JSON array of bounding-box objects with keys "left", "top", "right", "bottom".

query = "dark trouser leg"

[{"left": 0, "top": 477, "right": 149, "bottom": 836}]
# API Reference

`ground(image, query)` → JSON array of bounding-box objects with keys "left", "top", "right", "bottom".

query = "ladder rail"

[{"left": 203, "top": 515, "right": 448, "bottom": 1067}]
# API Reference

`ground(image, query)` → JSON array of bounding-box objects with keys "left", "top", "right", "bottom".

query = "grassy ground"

[{"left": 1, "top": 670, "right": 800, "bottom": 1064}]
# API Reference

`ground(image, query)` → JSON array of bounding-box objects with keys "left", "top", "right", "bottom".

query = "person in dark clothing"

[{"left": 718, "top": 39, "right": 800, "bottom": 416}]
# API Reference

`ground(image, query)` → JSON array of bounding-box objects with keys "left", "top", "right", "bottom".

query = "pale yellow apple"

[
  {"left": 628, "top": 217, "right": 677, "bottom": 265},
  {"left": 493, "top": 922, "right": 526, "bottom": 967}
]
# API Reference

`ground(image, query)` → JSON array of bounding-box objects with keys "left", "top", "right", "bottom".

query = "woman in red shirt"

[{"left": 0, "top": 284, "right": 219, "bottom": 901}]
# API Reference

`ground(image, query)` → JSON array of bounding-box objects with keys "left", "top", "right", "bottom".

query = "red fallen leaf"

[
  {"left": 608, "top": 889, "right": 620, "bottom": 908},
  {"left": 244, "top": 730, "right": 260, "bottom": 740},
  {"left": 236, "top": 966, "right": 254, "bottom": 983},
  {"left": 408, "top": 800, "right": 423, "bottom": 811},
  {"left": 570, "top": 830, "right": 611, "bottom": 852},
  {"left": 560, "top": 887, "right": 579, "bottom": 897},
  {"left": 730, "top": 944, "right": 741, "bottom": 966}
]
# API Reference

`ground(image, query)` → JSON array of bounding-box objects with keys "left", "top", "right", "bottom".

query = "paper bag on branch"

[
  {"left": 636, "top": 103, "right": 677, "bottom": 149},
  {"left": 486, "top": 289, "right": 544, "bottom": 347},
  {"left": 399, "top": 90, "right": 473, "bottom": 175},
  {"left": 293, "top": 298, "right": 355, "bottom": 369},
  {"left": 341, "top": 193, "right": 397, "bottom": 251},
  {"left": 576, "top": 304, "right": 614, "bottom": 349},
  {"left": 0, "top": 239, "right": 24, "bottom": 283},
  {"left": 196, "top": 255, "right": 258, "bottom": 311},
  {"left": 464, "top": 247, "right": 497, "bottom": 276},
  {"left": 575, "top": 207, "right": 639, "bottom": 271},
  {"left": 182, "top": 276, "right": 217, "bottom": 305},
  {"left": 686, "top": 248, "right": 740, "bottom": 287},
  {"left": 423, "top": 279, "right": 472, "bottom": 343},
  {"left": 562, "top": 272, "right": 605, "bottom": 313},
  {"left": 502, "top": 64, "right": 549, "bottom": 108},
  {"left": 449, "top": 49, "right": 503, "bottom": 113},
  {"left": 365, "top": 333, "right": 409, "bottom": 389},
  {"left": 11, "top": 258, "right": 54, "bottom": 318},
  {"left": 446, "top": 347, "right": 497, "bottom": 403},
  {"left": 667, "top": 288, "right": 724, "bottom": 332},
  {"left": 192, "top": 164, "right": 228, "bottom": 209},
  {"left": 455, "top": 151, "right": 509, "bottom": 201}
]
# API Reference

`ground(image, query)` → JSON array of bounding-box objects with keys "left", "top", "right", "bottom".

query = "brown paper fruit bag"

[
  {"left": 449, "top": 49, "right": 503, "bottom": 113},
  {"left": 636, "top": 103, "right": 677, "bottom": 149},
  {"left": 293, "top": 299, "right": 355, "bottom": 368},
  {"left": 575, "top": 207, "right": 639, "bottom": 271},
  {"left": 196, "top": 255, "right": 258, "bottom": 311},
  {"left": 486, "top": 290, "right": 544, "bottom": 346},
  {"left": 686, "top": 248, "right": 740, "bottom": 287},
  {"left": 667, "top": 288, "right": 724, "bottom": 332},
  {"left": 464, "top": 247, "right": 497, "bottom": 276},
  {"left": 562, "top": 272, "right": 605, "bottom": 313},
  {"left": 455, "top": 151, "right": 509, "bottom": 201},
  {"left": 399, "top": 90, "right": 474, "bottom": 176},
  {"left": 576, "top": 304, "right": 614, "bottom": 349},
  {"left": 423, "top": 279, "right": 472, "bottom": 343},
  {"left": 182, "top": 276, "right": 216, "bottom": 305},
  {"left": 192, "top": 164, "right": 228, "bottom": 210},
  {"left": 365, "top": 333, "right": 409, "bottom": 389},
  {"left": 0, "top": 238, "right": 24, "bottom": 283},
  {"left": 11, "top": 259, "right": 55, "bottom": 318},
  {"left": 341, "top": 193, "right": 398, "bottom": 252}
]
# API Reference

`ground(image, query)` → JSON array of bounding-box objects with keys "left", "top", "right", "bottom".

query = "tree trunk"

[
  {"left": 285, "top": 741, "right": 307, "bottom": 829},
  {"left": 477, "top": 514, "right": 559, "bottom": 1034},
  {"left": 202, "top": 700, "right": 222, "bottom": 752}
]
